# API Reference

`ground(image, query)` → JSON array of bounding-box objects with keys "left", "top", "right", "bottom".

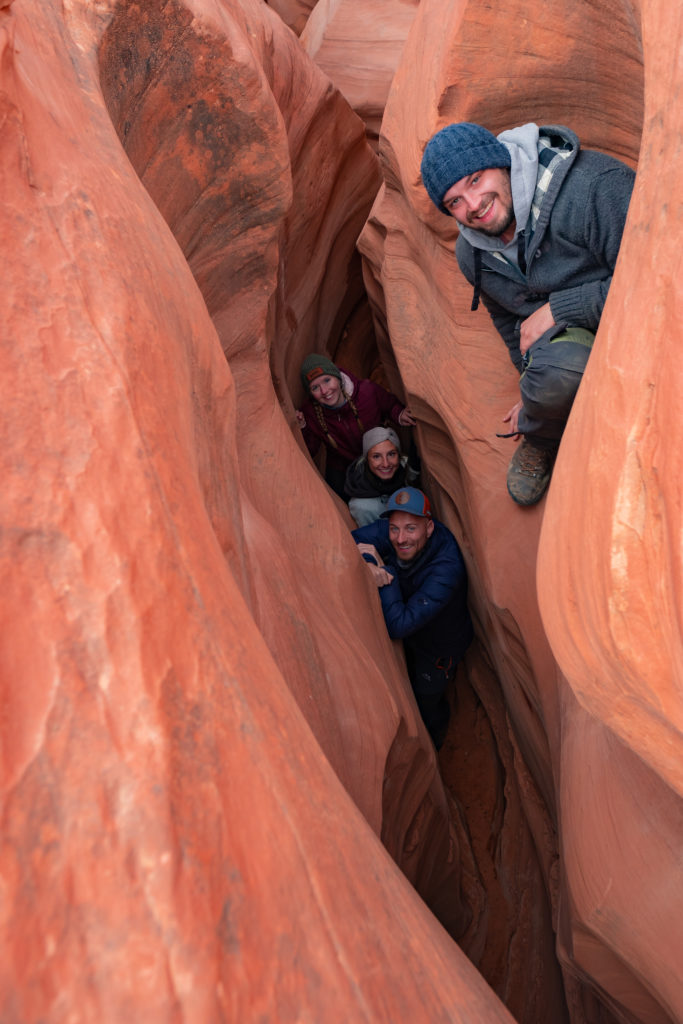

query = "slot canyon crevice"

[{"left": 2, "top": 0, "right": 681, "bottom": 1022}]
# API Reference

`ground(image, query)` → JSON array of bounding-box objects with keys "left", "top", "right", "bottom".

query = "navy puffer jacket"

[{"left": 352, "top": 518, "right": 473, "bottom": 665}]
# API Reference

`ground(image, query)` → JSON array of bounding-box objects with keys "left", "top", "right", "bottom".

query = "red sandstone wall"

[
  {"left": 538, "top": 3, "right": 683, "bottom": 1019},
  {"left": 265, "top": 0, "right": 315, "bottom": 36},
  {"left": 362, "top": 0, "right": 683, "bottom": 1022},
  {"left": 300, "top": 0, "right": 420, "bottom": 147}
]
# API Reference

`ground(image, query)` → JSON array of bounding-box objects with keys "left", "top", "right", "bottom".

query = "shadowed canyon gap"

[{"left": 1, "top": 0, "right": 682, "bottom": 1022}]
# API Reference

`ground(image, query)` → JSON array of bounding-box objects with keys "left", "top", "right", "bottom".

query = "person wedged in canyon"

[
  {"left": 344, "top": 427, "right": 420, "bottom": 527},
  {"left": 421, "top": 121, "right": 635, "bottom": 506},
  {"left": 352, "top": 487, "right": 473, "bottom": 750},
  {"left": 296, "top": 354, "right": 416, "bottom": 498}
]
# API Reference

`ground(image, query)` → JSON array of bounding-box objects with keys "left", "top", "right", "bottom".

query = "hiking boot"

[{"left": 506, "top": 439, "right": 555, "bottom": 506}]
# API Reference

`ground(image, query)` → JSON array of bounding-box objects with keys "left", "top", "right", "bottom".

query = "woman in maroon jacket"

[{"left": 296, "top": 353, "right": 415, "bottom": 497}]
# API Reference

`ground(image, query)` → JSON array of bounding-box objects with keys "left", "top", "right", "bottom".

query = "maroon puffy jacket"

[{"left": 300, "top": 369, "right": 405, "bottom": 471}]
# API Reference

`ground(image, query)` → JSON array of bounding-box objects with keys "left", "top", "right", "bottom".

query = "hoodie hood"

[
  {"left": 339, "top": 370, "right": 356, "bottom": 398},
  {"left": 456, "top": 123, "right": 582, "bottom": 314},
  {"left": 457, "top": 122, "right": 540, "bottom": 257}
]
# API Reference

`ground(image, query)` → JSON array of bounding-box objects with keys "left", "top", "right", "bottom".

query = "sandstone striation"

[
  {"left": 265, "top": 0, "right": 316, "bottom": 36},
  {"left": 301, "top": 0, "right": 420, "bottom": 147}
]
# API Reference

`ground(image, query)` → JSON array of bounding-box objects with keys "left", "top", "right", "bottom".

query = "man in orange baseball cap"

[{"left": 353, "top": 487, "right": 473, "bottom": 749}]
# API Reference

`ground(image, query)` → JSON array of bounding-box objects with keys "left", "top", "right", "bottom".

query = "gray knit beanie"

[
  {"left": 300, "top": 353, "right": 342, "bottom": 392},
  {"left": 421, "top": 122, "right": 511, "bottom": 213},
  {"left": 362, "top": 426, "right": 401, "bottom": 457}
]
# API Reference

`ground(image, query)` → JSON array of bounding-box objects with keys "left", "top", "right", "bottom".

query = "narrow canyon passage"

[
  {"left": 96, "top": 4, "right": 679, "bottom": 1023},
  {"left": 97, "top": 12, "right": 593, "bottom": 1019},
  {"left": 3, "top": 1, "right": 681, "bottom": 1023},
  {"left": 96, "top": 12, "right": 583, "bottom": 1018}
]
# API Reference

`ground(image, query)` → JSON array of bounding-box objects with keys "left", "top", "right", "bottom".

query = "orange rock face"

[
  {"left": 265, "top": 0, "right": 316, "bottom": 36},
  {"left": 301, "top": 0, "right": 420, "bottom": 147},
  {"left": 536, "top": 3, "right": 683, "bottom": 1017}
]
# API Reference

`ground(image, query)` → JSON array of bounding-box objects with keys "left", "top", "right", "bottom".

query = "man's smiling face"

[
  {"left": 388, "top": 511, "right": 434, "bottom": 562},
  {"left": 442, "top": 166, "right": 516, "bottom": 242}
]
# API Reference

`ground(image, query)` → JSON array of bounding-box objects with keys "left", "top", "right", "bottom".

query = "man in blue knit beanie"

[{"left": 421, "top": 121, "right": 635, "bottom": 505}]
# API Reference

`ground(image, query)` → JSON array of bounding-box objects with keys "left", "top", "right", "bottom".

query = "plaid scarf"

[
  {"left": 529, "top": 135, "right": 574, "bottom": 233},
  {"left": 489, "top": 134, "right": 573, "bottom": 275},
  {"left": 469, "top": 132, "right": 574, "bottom": 309}
]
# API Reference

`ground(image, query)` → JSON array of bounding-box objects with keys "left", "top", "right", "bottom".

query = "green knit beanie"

[{"left": 300, "top": 353, "right": 342, "bottom": 392}]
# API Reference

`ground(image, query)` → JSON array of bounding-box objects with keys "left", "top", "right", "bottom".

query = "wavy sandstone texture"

[
  {"left": 1, "top": 0, "right": 682, "bottom": 1023},
  {"left": 300, "top": 0, "right": 420, "bottom": 147},
  {"left": 265, "top": 0, "right": 316, "bottom": 36}
]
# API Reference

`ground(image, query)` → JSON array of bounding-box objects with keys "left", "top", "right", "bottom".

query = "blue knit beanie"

[{"left": 421, "top": 122, "right": 511, "bottom": 213}]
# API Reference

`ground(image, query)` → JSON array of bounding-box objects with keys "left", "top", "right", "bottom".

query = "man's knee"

[
  {"left": 521, "top": 364, "right": 584, "bottom": 419},
  {"left": 520, "top": 328, "right": 595, "bottom": 420}
]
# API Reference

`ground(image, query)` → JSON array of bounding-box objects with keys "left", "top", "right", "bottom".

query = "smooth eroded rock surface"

[{"left": 301, "top": 0, "right": 419, "bottom": 146}]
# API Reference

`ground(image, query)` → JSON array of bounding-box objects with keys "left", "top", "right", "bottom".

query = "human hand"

[
  {"left": 295, "top": 410, "right": 306, "bottom": 430},
  {"left": 367, "top": 563, "right": 394, "bottom": 588},
  {"left": 398, "top": 407, "right": 417, "bottom": 427},
  {"left": 519, "top": 303, "right": 555, "bottom": 355},
  {"left": 356, "top": 542, "right": 384, "bottom": 566},
  {"left": 501, "top": 400, "right": 523, "bottom": 440}
]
